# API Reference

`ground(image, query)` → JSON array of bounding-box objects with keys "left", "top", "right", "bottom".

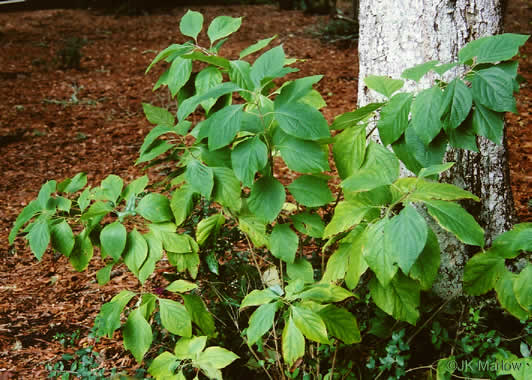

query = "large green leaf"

[
  {"left": 123, "top": 308, "right": 152, "bottom": 363},
  {"left": 138, "top": 232, "right": 164, "bottom": 285},
  {"left": 177, "top": 82, "right": 242, "bottom": 121},
  {"left": 166, "top": 57, "right": 192, "bottom": 98},
  {"left": 123, "top": 230, "right": 148, "bottom": 277},
  {"left": 385, "top": 204, "right": 428, "bottom": 274},
  {"left": 458, "top": 33, "right": 529, "bottom": 64},
  {"left": 100, "top": 221, "right": 127, "bottom": 261},
  {"left": 212, "top": 167, "right": 242, "bottom": 211},
  {"left": 472, "top": 67, "right": 516, "bottom": 113},
  {"left": 333, "top": 124, "right": 366, "bottom": 179},
  {"left": 37, "top": 180, "right": 56, "bottom": 209},
  {"left": 291, "top": 305, "right": 329, "bottom": 344},
  {"left": 166, "top": 279, "right": 198, "bottom": 293},
  {"left": 495, "top": 270, "right": 529, "bottom": 320},
  {"left": 240, "top": 288, "right": 279, "bottom": 309},
  {"left": 238, "top": 213, "right": 268, "bottom": 248},
  {"left": 182, "top": 294, "right": 216, "bottom": 337},
  {"left": 142, "top": 103, "right": 175, "bottom": 127},
  {"left": 81, "top": 201, "right": 113, "bottom": 222},
  {"left": 342, "top": 142, "right": 400, "bottom": 193},
  {"left": 60, "top": 172, "right": 88, "bottom": 194},
  {"left": 369, "top": 273, "right": 420, "bottom": 325},
  {"left": 9, "top": 200, "right": 40, "bottom": 244},
  {"left": 95, "top": 290, "right": 136, "bottom": 338},
  {"left": 51, "top": 220, "right": 74, "bottom": 257},
  {"left": 247, "top": 176, "right": 285, "bottom": 222},
  {"left": 207, "top": 104, "right": 244, "bottom": 151},
  {"left": 472, "top": 102, "right": 504, "bottom": 144},
  {"left": 247, "top": 302, "right": 279, "bottom": 345},
  {"left": 180, "top": 10, "right": 203, "bottom": 40},
  {"left": 69, "top": 232, "right": 93, "bottom": 271},
  {"left": 298, "top": 283, "right": 354, "bottom": 303},
  {"left": 364, "top": 75, "right": 404, "bottom": 98},
  {"left": 425, "top": 199, "right": 484, "bottom": 247},
  {"left": 207, "top": 15, "right": 242, "bottom": 44},
  {"left": 229, "top": 60, "right": 254, "bottom": 95},
  {"left": 409, "top": 229, "right": 440, "bottom": 290},
  {"left": 274, "top": 102, "right": 330, "bottom": 141},
  {"left": 463, "top": 250, "right": 506, "bottom": 295},
  {"left": 318, "top": 304, "right": 361, "bottom": 344},
  {"left": 345, "top": 228, "right": 369, "bottom": 289},
  {"left": 196, "top": 214, "right": 225, "bottom": 246},
  {"left": 411, "top": 86, "right": 444, "bottom": 144},
  {"left": 171, "top": 185, "right": 195, "bottom": 227},
  {"left": 174, "top": 336, "right": 207, "bottom": 360},
  {"left": 197, "top": 347, "right": 239, "bottom": 369},
  {"left": 231, "top": 136, "right": 268, "bottom": 187},
  {"left": 282, "top": 316, "right": 305, "bottom": 366},
  {"left": 492, "top": 222, "right": 532, "bottom": 258},
  {"left": 159, "top": 298, "right": 192, "bottom": 337},
  {"left": 286, "top": 258, "right": 314, "bottom": 284},
  {"left": 146, "top": 43, "right": 193, "bottom": 74},
  {"left": 28, "top": 219, "right": 50, "bottom": 260},
  {"left": 287, "top": 175, "right": 333, "bottom": 207},
  {"left": 239, "top": 35, "right": 277, "bottom": 59},
  {"left": 250, "top": 45, "right": 285, "bottom": 86},
  {"left": 363, "top": 219, "right": 397, "bottom": 287},
  {"left": 396, "top": 178, "right": 479, "bottom": 202},
  {"left": 439, "top": 78, "right": 472, "bottom": 130},
  {"left": 195, "top": 67, "right": 223, "bottom": 114},
  {"left": 290, "top": 212, "right": 324, "bottom": 238},
  {"left": 401, "top": 60, "right": 439, "bottom": 82},
  {"left": 330, "top": 103, "right": 383, "bottom": 130},
  {"left": 185, "top": 159, "right": 214, "bottom": 198},
  {"left": 270, "top": 224, "right": 298, "bottom": 264},
  {"left": 377, "top": 92, "right": 412, "bottom": 146},
  {"left": 514, "top": 265, "right": 532, "bottom": 312},
  {"left": 136, "top": 193, "right": 173, "bottom": 223},
  {"left": 273, "top": 128, "right": 330, "bottom": 173},
  {"left": 274, "top": 75, "right": 323, "bottom": 106},
  {"left": 323, "top": 200, "right": 372, "bottom": 238},
  {"left": 148, "top": 351, "right": 179, "bottom": 378}
]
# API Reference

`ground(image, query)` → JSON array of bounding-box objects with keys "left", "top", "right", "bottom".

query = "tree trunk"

[{"left": 357, "top": 0, "right": 517, "bottom": 299}]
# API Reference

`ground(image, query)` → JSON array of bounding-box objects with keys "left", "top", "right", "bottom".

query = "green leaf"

[
  {"left": 231, "top": 136, "right": 268, "bottom": 187},
  {"left": 123, "top": 308, "right": 153, "bottom": 363},
  {"left": 182, "top": 51, "right": 230, "bottom": 69},
  {"left": 330, "top": 103, "right": 383, "bottom": 130},
  {"left": 145, "top": 43, "right": 193, "bottom": 74},
  {"left": 377, "top": 92, "right": 412, "bottom": 146},
  {"left": 142, "top": 103, "right": 175, "bottom": 127},
  {"left": 363, "top": 219, "right": 397, "bottom": 287},
  {"left": 439, "top": 78, "right": 472, "bottom": 130},
  {"left": 185, "top": 159, "right": 214, "bottom": 198},
  {"left": 492, "top": 223, "right": 532, "bottom": 258},
  {"left": 286, "top": 258, "right": 314, "bottom": 284},
  {"left": 139, "top": 232, "right": 163, "bottom": 285},
  {"left": 459, "top": 33, "right": 529, "bottom": 64},
  {"left": 229, "top": 60, "right": 254, "bottom": 95},
  {"left": 401, "top": 60, "right": 439, "bottom": 82},
  {"left": 81, "top": 201, "right": 113, "bottom": 222},
  {"left": 425, "top": 199, "right": 484, "bottom": 247},
  {"left": 238, "top": 213, "right": 268, "bottom": 248},
  {"left": 345, "top": 229, "right": 370, "bottom": 289},
  {"left": 123, "top": 230, "right": 148, "bottom": 277},
  {"left": 178, "top": 82, "right": 242, "bottom": 121},
  {"left": 471, "top": 102, "right": 504, "bottom": 145},
  {"left": 291, "top": 212, "right": 324, "bottom": 238},
  {"left": 196, "top": 214, "right": 225, "bottom": 246},
  {"left": 274, "top": 75, "right": 323, "bottom": 106},
  {"left": 100, "top": 221, "right": 127, "bottom": 261},
  {"left": 241, "top": 288, "right": 279, "bottom": 309},
  {"left": 318, "top": 304, "right": 361, "bottom": 344},
  {"left": 171, "top": 185, "right": 196, "bottom": 227},
  {"left": 341, "top": 142, "right": 400, "bottom": 193},
  {"left": 69, "top": 232, "right": 93, "bottom": 271},
  {"left": 239, "top": 35, "right": 277, "bottom": 59},
  {"left": 197, "top": 347, "right": 239, "bottom": 369},
  {"left": 9, "top": 200, "right": 40, "bottom": 244},
  {"left": 418, "top": 163, "right": 454, "bottom": 178},
  {"left": 298, "top": 283, "right": 354, "bottom": 303},
  {"left": 91, "top": 175, "right": 123, "bottom": 203},
  {"left": 159, "top": 298, "right": 192, "bottom": 337},
  {"left": 288, "top": 175, "right": 333, "bottom": 207},
  {"left": 333, "top": 124, "right": 366, "bottom": 179},
  {"left": 96, "top": 264, "right": 113, "bottom": 286},
  {"left": 385, "top": 205, "right": 428, "bottom": 274},
  {"left": 37, "top": 180, "right": 56, "bottom": 209},
  {"left": 166, "top": 279, "right": 198, "bottom": 293},
  {"left": 136, "top": 140, "right": 174, "bottom": 164},
  {"left": 250, "top": 45, "right": 285, "bottom": 86},
  {"left": 411, "top": 86, "right": 444, "bottom": 144},
  {"left": 28, "top": 219, "right": 50, "bottom": 260},
  {"left": 514, "top": 265, "right": 532, "bottom": 312},
  {"left": 207, "top": 15, "right": 242, "bottom": 44},
  {"left": 180, "top": 10, "right": 203, "bottom": 40},
  {"left": 275, "top": 102, "right": 330, "bottom": 141},
  {"left": 51, "top": 220, "right": 74, "bottom": 257},
  {"left": 398, "top": 178, "right": 479, "bottom": 202},
  {"left": 212, "top": 167, "right": 242, "bottom": 211},
  {"left": 463, "top": 250, "right": 506, "bottom": 295},
  {"left": 95, "top": 290, "right": 136, "bottom": 338},
  {"left": 61, "top": 172, "right": 87, "bottom": 193},
  {"left": 247, "top": 302, "right": 279, "bottom": 345},
  {"left": 182, "top": 294, "right": 216, "bottom": 337},
  {"left": 472, "top": 67, "right": 516, "bottom": 113},
  {"left": 273, "top": 128, "right": 330, "bottom": 173},
  {"left": 326, "top": 201, "right": 371, "bottom": 238},
  {"left": 270, "top": 224, "right": 298, "bottom": 264},
  {"left": 282, "top": 316, "right": 305, "bottom": 366},
  {"left": 369, "top": 272, "right": 420, "bottom": 325},
  {"left": 495, "top": 270, "right": 529, "bottom": 320},
  {"left": 436, "top": 357, "right": 456, "bottom": 380},
  {"left": 409, "top": 229, "right": 440, "bottom": 290},
  {"left": 206, "top": 104, "right": 244, "bottom": 151},
  {"left": 433, "top": 63, "right": 458, "bottom": 76},
  {"left": 195, "top": 66, "right": 223, "bottom": 114},
  {"left": 166, "top": 57, "right": 193, "bottom": 98},
  {"left": 148, "top": 351, "right": 179, "bottom": 378},
  {"left": 174, "top": 336, "right": 207, "bottom": 360},
  {"left": 364, "top": 75, "right": 404, "bottom": 98},
  {"left": 291, "top": 305, "right": 329, "bottom": 344},
  {"left": 248, "top": 176, "right": 285, "bottom": 222}
]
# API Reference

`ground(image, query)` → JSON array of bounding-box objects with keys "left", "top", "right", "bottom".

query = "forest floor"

[{"left": 0, "top": 1, "right": 530, "bottom": 378}]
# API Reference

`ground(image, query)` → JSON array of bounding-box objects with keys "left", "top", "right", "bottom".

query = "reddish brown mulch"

[{"left": 0, "top": 2, "right": 530, "bottom": 378}]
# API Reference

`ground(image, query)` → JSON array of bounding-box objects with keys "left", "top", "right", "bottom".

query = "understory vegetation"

[{"left": 8, "top": 10, "right": 531, "bottom": 380}]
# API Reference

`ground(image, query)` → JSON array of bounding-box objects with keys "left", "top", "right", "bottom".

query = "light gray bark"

[{"left": 357, "top": 0, "right": 517, "bottom": 299}]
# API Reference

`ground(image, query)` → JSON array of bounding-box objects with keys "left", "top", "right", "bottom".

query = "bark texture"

[{"left": 357, "top": 0, "right": 517, "bottom": 299}]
